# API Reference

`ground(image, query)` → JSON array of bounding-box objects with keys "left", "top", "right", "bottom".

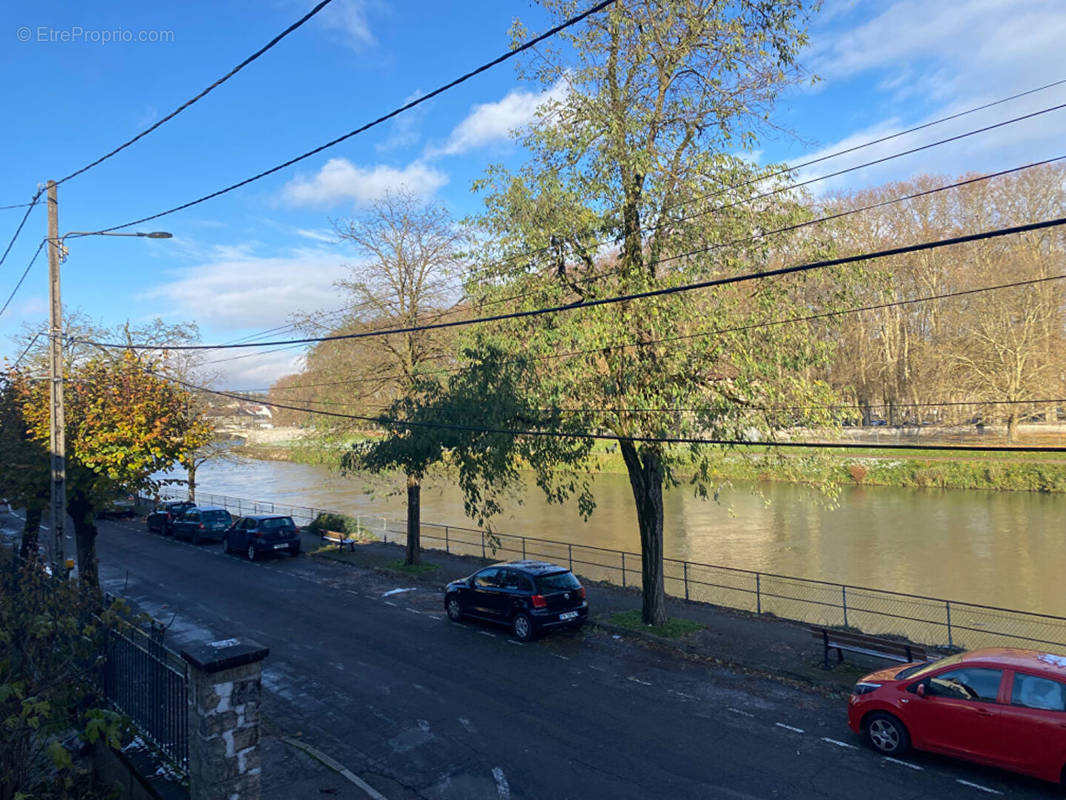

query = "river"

[{"left": 181, "top": 457, "right": 1066, "bottom": 616}]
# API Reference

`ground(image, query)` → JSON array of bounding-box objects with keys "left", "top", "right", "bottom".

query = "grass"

[
  {"left": 608, "top": 609, "right": 704, "bottom": 639},
  {"left": 386, "top": 560, "right": 439, "bottom": 574}
]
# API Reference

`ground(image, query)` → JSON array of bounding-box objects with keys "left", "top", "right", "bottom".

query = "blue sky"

[{"left": 1, "top": 0, "right": 1063, "bottom": 388}]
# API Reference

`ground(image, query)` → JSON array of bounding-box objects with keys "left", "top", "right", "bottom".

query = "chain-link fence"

[{"left": 156, "top": 489, "right": 1066, "bottom": 653}]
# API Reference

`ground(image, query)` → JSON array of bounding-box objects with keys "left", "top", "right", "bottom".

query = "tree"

[
  {"left": 13, "top": 352, "right": 212, "bottom": 589},
  {"left": 466, "top": 0, "right": 831, "bottom": 624},
  {"left": 307, "top": 189, "right": 467, "bottom": 565},
  {"left": 0, "top": 373, "right": 49, "bottom": 562}
]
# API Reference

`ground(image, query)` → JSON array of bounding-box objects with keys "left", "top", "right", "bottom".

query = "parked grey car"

[
  {"left": 224, "top": 514, "right": 301, "bottom": 560},
  {"left": 171, "top": 506, "right": 232, "bottom": 545}
]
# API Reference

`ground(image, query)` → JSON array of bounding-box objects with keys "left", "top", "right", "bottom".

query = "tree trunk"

[
  {"left": 67, "top": 491, "right": 100, "bottom": 592},
  {"left": 19, "top": 503, "right": 43, "bottom": 562},
  {"left": 619, "top": 440, "right": 667, "bottom": 625},
  {"left": 187, "top": 459, "right": 197, "bottom": 503},
  {"left": 1006, "top": 412, "right": 1017, "bottom": 444},
  {"left": 405, "top": 472, "right": 421, "bottom": 566}
]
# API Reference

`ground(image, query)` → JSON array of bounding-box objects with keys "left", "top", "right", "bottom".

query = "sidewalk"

[{"left": 303, "top": 530, "right": 900, "bottom": 695}]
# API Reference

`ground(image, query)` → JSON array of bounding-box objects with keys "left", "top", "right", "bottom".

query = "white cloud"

[
  {"left": 318, "top": 0, "right": 375, "bottom": 50},
  {"left": 204, "top": 347, "right": 309, "bottom": 390},
  {"left": 138, "top": 245, "right": 348, "bottom": 330},
  {"left": 430, "top": 78, "right": 570, "bottom": 157},
  {"left": 795, "top": 0, "right": 1066, "bottom": 193},
  {"left": 281, "top": 158, "right": 448, "bottom": 208}
]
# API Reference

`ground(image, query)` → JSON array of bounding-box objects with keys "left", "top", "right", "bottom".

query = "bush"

[
  {"left": 1, "top": 553, "right": 124, "bottom": 799},
  {"left": 306, "top": 512, "right": 363, "bottom": 537}
]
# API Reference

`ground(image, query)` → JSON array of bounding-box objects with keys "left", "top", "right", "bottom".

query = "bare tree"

[{"left": 322, "top": 189, "right": 467, "bottom": 564}]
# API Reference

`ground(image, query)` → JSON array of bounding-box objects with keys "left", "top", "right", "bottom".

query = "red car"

[{"left": 848, "top": 648, "right": 1066, "bottom": 784}]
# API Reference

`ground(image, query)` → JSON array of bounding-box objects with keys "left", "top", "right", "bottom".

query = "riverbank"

[{"left": 234, "top": 435, "right": 1066, "bottom": 493}]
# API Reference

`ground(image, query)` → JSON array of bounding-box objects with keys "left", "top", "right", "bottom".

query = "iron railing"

[
  {"left": 156, "top": 489, "right": 1066, "bottom": 653},
  {"left": 101, "top": 611, "right": 188, "bottom": 774}
]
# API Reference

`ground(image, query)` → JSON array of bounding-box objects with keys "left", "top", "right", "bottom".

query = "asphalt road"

[{"left": 88, "top": 518, "right": 1061, "bottom": 800}]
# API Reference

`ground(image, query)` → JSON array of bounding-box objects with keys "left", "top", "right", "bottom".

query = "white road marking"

[
  {"left": 406, "top": 608, "right": 422, "bottom": 615},
  {"left": 551, "top": 653, "right": 570, "bottom": 661},
  {"left": 956, "top": 780, "right": 1002, "bottom": 795},
  {"left": 383, "top": 587, "right": 416, "bottom": 596},
  {"left": 492, "top": 767, "right": 511, "bottom": 799},
  {"left": 479, "top": 631, "right": 496, "bottom": 638},
  {"left": 458, "top": 717, "right": 477, "bottom": 734},
  {"left": 668, "top": 689, "right": 696, "bottom": 701},
  {"left": 426, "top": 615, "right": 443, "bottom": 621},
  {"left": 627, "top": 676, "right": 652, "bottom": 686},
  {"left": 883, "top": 756, "right": 922, "bottom": 771},
  {"left": 589, "top": 664, "right": 606, "bottom": 672},
  {"left": 727, "top": 707, "right": 754, "bottom": 718},
  {"left": 384, "top": 601, "right": 398, "bottom": 607},
  {"left": 820, "top": 737, "right": 858, "bottom": 750},
  {"left": 774, "top": 723, "right": 805, "bottom": 734}
]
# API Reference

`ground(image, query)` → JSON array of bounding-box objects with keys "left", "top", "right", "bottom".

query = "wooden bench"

[
  {"left": 320, "top": 529, "right": 356, "bottom": 552},
  {"left": 810, "top": 626, "right": 928, "bottom": 670}
]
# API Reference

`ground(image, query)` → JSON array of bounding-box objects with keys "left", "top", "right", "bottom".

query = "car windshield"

[
  {"left": 895, "top": 653, "right": 965, "bottom": 680},
  {"left": 536, "top": 571, "right": 581, "bottom": 592},
  {"left": 261, "top": 517, "right": 295, "bottom": 530},
  {"left": 202, "top": 510, "right": 230, "bottom": 522}
]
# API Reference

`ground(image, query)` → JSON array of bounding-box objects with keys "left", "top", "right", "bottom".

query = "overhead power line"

[
  {"left": 0, "top": 190, "right": 43, "bottom": 272},
  {"left": 466, "top": 80, "right": 1066, "bottom": 277},
  {"left": 81, "top": 215, "right": 1066, "bottom": 352},
  {"left": 55, "top": 0, "right": 338, "bottom": 187},
  {"left": 0, "top": 239, "right": 46, "bottom": 319},
  {"left": 134, "top": 360, "right": 1066, "bottom": 455},
  {"left": 250, "top": 270, "right": 1066, "bottom": 395},
  {"left": 80, "top": 0, "right": 617, "bottom": 237}
]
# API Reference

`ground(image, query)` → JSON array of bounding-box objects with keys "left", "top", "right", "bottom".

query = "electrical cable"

[
  {"left": 78, "top": 215, "right": 1066, "bottom": 352},
  {"left": 0, "top": 190, "right": 43, "bottom": 272},
  {"left": 133, "top": 358, "right": 1066, "bottom": 454},
  {"left": 0, "top": 239, "right": 47, "bottom": 319},
  {"left": 54, "top": 0, "right": 339, "bottom": 187},
  {"left": 78, "top": 0, "right": 617, "bottom": 237}
]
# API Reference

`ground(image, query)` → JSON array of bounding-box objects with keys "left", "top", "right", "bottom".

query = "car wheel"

[
  {"left": 247, "top": 544, "right": 257, "bottom": 561},
  {"left": 512, "top": 612, "right": 536, "bottom": 642},
  {"left": 864, "top": 712, "right": 909, "bottom": 756},
  {"left": 445, "top": 595, "right": 463, "bottom": 622}
]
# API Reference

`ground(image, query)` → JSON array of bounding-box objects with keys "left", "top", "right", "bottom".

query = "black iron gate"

[{"left": 101, "top": 618, "right": 188, "bottom": 773}]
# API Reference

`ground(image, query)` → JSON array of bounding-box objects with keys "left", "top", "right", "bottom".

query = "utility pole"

[{"left": 45, "top": 179, "right": 66, "bottom": 575}]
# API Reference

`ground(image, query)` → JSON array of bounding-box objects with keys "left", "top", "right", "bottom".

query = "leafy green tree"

[
  {"left": 13, "top": 353, "right": 212, "bottom": 589},
  {"left": 0, "top": 373, "right": 49, "bottom": 562},
  {"left": 467, "top": 0, "right": 837, "bottom": 623}
]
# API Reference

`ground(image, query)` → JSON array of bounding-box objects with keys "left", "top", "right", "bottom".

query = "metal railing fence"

[
  {"left": 100, "top": 609, "right": 188, "bottom": 774},
  {"left": 157, "top": 489, "right": 1066, "bottom": 654}
]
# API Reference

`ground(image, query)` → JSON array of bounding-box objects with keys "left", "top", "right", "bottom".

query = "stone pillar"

[{"left": 181, "top": 638, "right": 269, "bottom": 800}]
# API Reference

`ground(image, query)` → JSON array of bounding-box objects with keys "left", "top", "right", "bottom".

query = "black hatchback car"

[
  {"left": 444, "top": 560, "right": 588, "bottom": 642},
  {"left": 224, "top": 515, "right": 301, "bottom": 560},
  {"left": 171, "top": 506, "right": 232, "bottom": 544}
]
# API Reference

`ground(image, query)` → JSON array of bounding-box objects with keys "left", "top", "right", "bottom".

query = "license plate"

[
  {"left": 559, "top": 611, "right": 578, "bottom": 621},
  {"left": 273, "top": 543, "right": 289, "bottom": 550}
]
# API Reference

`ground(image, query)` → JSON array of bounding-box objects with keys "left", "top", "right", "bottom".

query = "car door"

[
  {"left": 993, "top": 670, "right": 1066, "bottom": 778},
  {"left": 469, "top": 568, "right": 504, "bottom": 618},
  {"left": 175, "top": 510, "right": 197, "bottom": 539},
  {"left": 230, "top": 518, "right": 250, "bottom": 549},
  {"left": 497, "top": 569, "right": 529, "bottom": 618},
  {"left": 905, "top": 667, "right": 1006, "bottom": 765}
]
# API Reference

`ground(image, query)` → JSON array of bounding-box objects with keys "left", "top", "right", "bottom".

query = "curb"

[{"left": 279, "top": 736, "right": 388, "bottom": 800}]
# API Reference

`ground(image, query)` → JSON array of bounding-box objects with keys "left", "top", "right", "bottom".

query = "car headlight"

[{"left": 852, "top": 682, "right": 882, "bottom": 696}]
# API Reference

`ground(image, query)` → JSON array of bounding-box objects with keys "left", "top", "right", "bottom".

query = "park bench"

[
  {"left": 320, "top": 529, "right": 357, "bottom": 552},
  {"left": 810, "top": 626, "right": 928, "bottom": 670}
]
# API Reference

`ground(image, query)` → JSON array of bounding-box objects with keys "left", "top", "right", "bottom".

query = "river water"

[{"left": 184, "top": 458, "right": 1066, "bottom": 616}]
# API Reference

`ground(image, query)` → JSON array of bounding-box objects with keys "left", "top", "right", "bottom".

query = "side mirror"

[{"left": 916, "top": 683, "right": 926, "bottom": 698}]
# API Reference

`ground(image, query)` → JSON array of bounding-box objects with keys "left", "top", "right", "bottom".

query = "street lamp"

[{"left": 43, "top": 177, "right": 172, "bottom": 576}]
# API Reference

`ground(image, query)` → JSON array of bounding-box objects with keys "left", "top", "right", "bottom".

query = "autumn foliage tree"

[{"left": 12, "top": 352, "right": 211, "bottom": 588}]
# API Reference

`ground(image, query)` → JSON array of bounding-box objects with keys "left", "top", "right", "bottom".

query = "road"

[{"left": 90, "top": 518, "right": 1060, "bottom": 800}]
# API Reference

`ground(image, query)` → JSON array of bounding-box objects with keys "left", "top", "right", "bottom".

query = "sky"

[{"left": 0, "top": 0, "right": 1063, "bottom": 389}]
